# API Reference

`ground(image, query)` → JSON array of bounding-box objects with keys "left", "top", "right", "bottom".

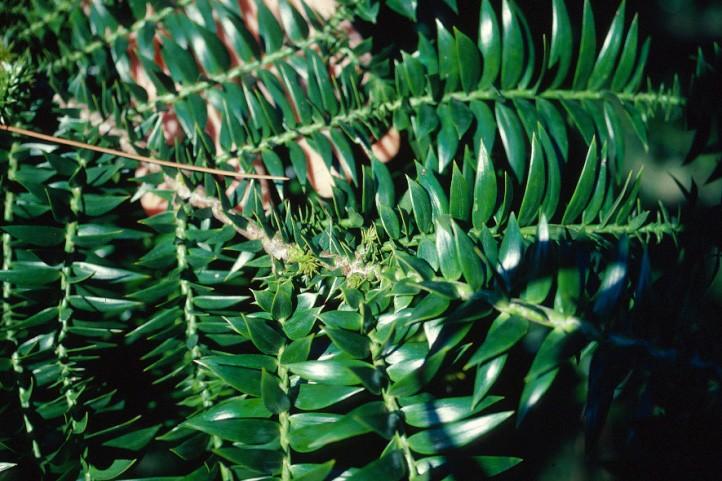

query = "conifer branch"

[{"left": 47, "top": 0, "right": 195, "bottom": 72}]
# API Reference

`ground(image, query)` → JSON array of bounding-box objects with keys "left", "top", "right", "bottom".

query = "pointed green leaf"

[
  {"left": 474, "top": 456, "right": 524, "bottom": 476},
  {"left": 436, "top": 121, "right": 458, "bottom": 173},
  {"left": 416, "top": 162, "right": 450, "bottom": 218},
  {"left": 521, "top": 215, "right": 553, "bottom": 303},
  {"left": 388, "top": 351, "right": 446, "bottom": 397},
  {"left": 190, "top": 22, "right": 231, "bottom": 75},
  {"left": 373, "top": 158, "right": 395, "bottom": 206},
  {"left": 0, "top": 262, "right": 60, "bottom": 286},
  {"left": 271, "top": 282, "right": 293, "bottom": 321},
  {"left": 89, "top": 460, "right": 135, "bottom": 481},
  {"left": 280, "top": 336, "right": 313, "bottom": 364},
  {"left": 284, "top": 311, "right": 317, "bottom": 342},
  {"left": 67, "top": 296, "right": 141, "bottom": 313},
  {"left": 244, "top": 315, "right": 285, "bottom": 355},
  {"left": 320, "top": 310, "right": 362, "bottom": 331},
  {"left": 495, "top": 102, "right": 526, "bottom": 183},
  {"left": 308, "top": 49, "right": 339, "bottom": 116},
  {"left": 378, "top": 203, "right": 401, "bottom": 240},
  {"left": 554, "top": 247, "right": 583, "bottom": 315},
  {"left": 396, "top": 251, "right": 435, "bottom": 280},
  {"left": 593, "top": 237, "right": 629, "bottom": 316},
  {"left": 449, "top": 163, "right": 471, "bottom": 222},
  {"left": 443, "top": 0, "right": 459, "bottom": 13},
  {"left": 161, "top": 40, "right": 199, "bottom": 84},
  {"left": 217, "top": 8, "right": 259, "bottom": 62},
  {"left": 387, "top": 0, "right": 417, "bottom": 20},
  {"left": 517, "top": 133, "right": 545, "bottom": 226},
  {"left": 499, "top": 214, "right": 523, "bottom": 277},
  {"left": 330, "top": 129, "right": 358, "bottom": 185},
  {"left": 526, "top": 328, "right": 569, "bottom": 380},
  {"left": 290, "top": 403, "right": 385, "bottom": 452},
  {"left": 518, "top": 368, "right": 558, "bottom": 424},
  {"left": 407, "top": 411, "right": 513, "bottom": 454},
  {"left": 400, "top": 52, "right": 425, "bottom": 97},
  {"left": 603, "top": 100, "right": 626, "bottom": 170},
  {"left": 466, "top": 314, "right": 528, "bottom": 368},
  {"left": 549, "top": 0, "right": 572, "bottom": 88},
  {"left": 478, "top": 0, "right": 501, "bottom": 88},
  {"left": 214, "top": 447, "right": 282, "bottom": 475},
  {"left": 472, "top": 355, "right": 507, "bottom": 408},
  {"left": 324, "top": 326, "right": 371, "bottom": 359},
  {"left": 278, "top": 0, "right": 309, "bottom": 42},
  {"left": 198, "top": 358, "right": 262, "bottom": 395},
  {"left": 288, "top": 360, "right": 372, "bottom": 386},
  {"left": 72, "top": 262, "right": 146, "bottom": 284},
  {"left": 408, "top": 176, "right": 433, "bottom": 233},
  {"left": 403, "top": 395, "right": 503, "bottom": 428},
  {"left": 191, "top": 397, "right": 271, "bottom": 421},
  {"left": 501, "top": 0, "right": 523, "bottom": 89},
  {"left": 261, "top": 369, "right": 290, "bottom": 414},
  {"left": 537, "top": 124, "right": 562, "bottom": 219},
  {"left": 410, "top": 294, "right": 451, "bottom": 323},
  {"left": 572, "top": 0, "right": 597, "bottom": 89},
  {"left": 472, "top": 140, "right": 497, "bottom": 229},
  {"left": 452, "top": 223, "right": 485, "bottom": 290},
  {"left": 624, "top": 37, "right": 650, "bottom": 93},
  {"left": 414, "top": 104, "right": 439, "bottom": 139},
  {"left": 185, "top": 416, "right": 278, "bottom": 444},
  {"left": 435, "top": 216, "right": 462, "bottom": 281},
  {"left": 292, "top": 461, "right": 336, "bottom": 481},
  {"left": 588, "top": 1, "right": 626, "bottom": 89},
  {"left": 536, "top": 98, "right": 569, "bottom": 160},
  {"left": 295, "top": 384, "right": 363, "bottom": 410},
  {"left": 345, "top": 451, "right": 405, "bottom": 481},
  {"left": 582, "top": 149, "right": 608, "bottom": 223},
  {"left": 437, "top": 19, "right": 459, "bottom": 90},
  {"left": 257, "top": 0, "right": 284, "bottom": 52},
  {"left": 193, "top": 295, "right": 248, "bottom": 310},
  {"left": 81, "top": 194, "right": 128, "bottom": 216},
  {"left": 455, "top": 28, "right": 481, "bottom": 92},
  {"left": 562, "top": 137, "right": 598, "bottom": 224},
  {"left": 103, "top": 425, "right": 160, "bottom": 451},
  {"left": 611, "top": 15, "right": 639, "bottom": 90},
  {"left": 2, "top": 225, "right": 64, "bottom": 246}
]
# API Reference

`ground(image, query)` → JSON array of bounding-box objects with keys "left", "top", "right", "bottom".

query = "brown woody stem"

[{"left": 0, "top": 124, "right": 288, "bottom": 181}]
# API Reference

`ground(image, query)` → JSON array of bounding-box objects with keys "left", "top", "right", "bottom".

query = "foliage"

[{"left": 0, "top": 1, "right": 720, "bottom": 480}]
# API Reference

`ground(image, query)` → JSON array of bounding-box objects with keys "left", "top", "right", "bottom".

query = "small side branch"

[{"left": 164, "top": 175, "right": 377, "bottom": 278}]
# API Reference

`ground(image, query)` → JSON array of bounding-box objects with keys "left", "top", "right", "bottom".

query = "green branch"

[
  {"left": 217, "top": 86, "right": 684, "bottom": 162},
  {"left": 132, "top": 5, "right": 353, "bottom": 115},
  {"left": 22, "top": 0, "right": 75, "bottom": 40},
  {"left": 447, "top": 88, "right": 686, "bottom": 108},
  {"left": 52, "top": 179, "right": 90, "bottom": 478},
  {"left": 495, "top": 297, "right": 722, "bottom": 378},
  {"left": 2, "top": 145, "right": 17, "bottom": 341},
  {"left": 371, "top": 337, "right": 417, "bottom": 478},
  {"left": 173, "top": 191, "right": 212, "bottom": 408},
  {"left": 48, "top": 0, "right": 194, "bottom": 72},
  {"left": 56, "top": 184, "right": 81, "bottom": 411},
  {"left": 277, "top": 345, "right": 292, "bottom": 481},
  {"left": 517, "top": 219, "right": 682, "bottom": 239},
  {"left": 398, "top": 219, "right": 681, "bottom": 250},
  {"left": 2, "top": 145, "right": 42, "bottom": 461}
]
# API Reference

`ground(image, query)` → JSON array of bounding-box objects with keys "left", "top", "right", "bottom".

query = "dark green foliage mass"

[{"left": 0, "top": 1, "right": 720, "bottom": 480}]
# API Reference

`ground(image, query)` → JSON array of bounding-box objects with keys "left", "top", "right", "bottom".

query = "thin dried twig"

[{"left": 0, "top": 124, "right": 288, "bottom": 181}]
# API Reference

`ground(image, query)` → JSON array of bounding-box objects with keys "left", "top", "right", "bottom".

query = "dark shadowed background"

[{"left": 360, "top": 1, "right": 722, "bottom": 479}]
